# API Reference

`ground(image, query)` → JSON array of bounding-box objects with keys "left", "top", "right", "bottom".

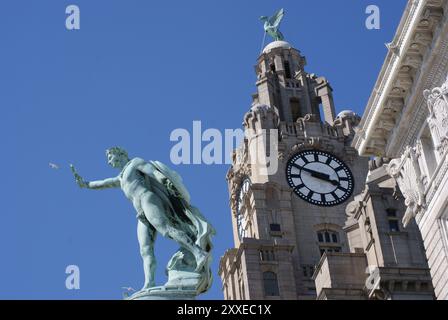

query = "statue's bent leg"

[
  {"left": 140, "top": 192, "right": 208, "bottom": 272},
  {"left": 137, "top": 219, "right": 157, "bottom": 290},
  {"left": 164, "top": 224, "right": 209, "bottom": 272}
]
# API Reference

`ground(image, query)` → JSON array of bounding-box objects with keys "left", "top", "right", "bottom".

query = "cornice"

[
  {"left": 354, "top": 0, "right": 447, "bottom": 157},
  {"left": 390, "top": 23, "right": 448, "bottom": 155}
]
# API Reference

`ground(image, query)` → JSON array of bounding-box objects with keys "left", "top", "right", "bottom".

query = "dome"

[
  {"left": 262, "top": 40, "right": 292, "bottom": 54},
  {"left": 336, "top": 110, "right": 357, "bottom": 119}
]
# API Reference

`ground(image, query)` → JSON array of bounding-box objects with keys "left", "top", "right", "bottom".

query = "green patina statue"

[
  {"left": 260, "top": 8, "right": 285, "bottom": 41},
  {"left": 70, "top": 147, "right": 215, "bottom": 300}
]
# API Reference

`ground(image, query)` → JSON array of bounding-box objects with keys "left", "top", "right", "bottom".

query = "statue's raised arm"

[
  {"left": 70, "top": 164, "right": 88, "bottom": 188},
  {"left": 260, "top": 8, "right": 285, "bottom": 41},
  {"left": 70, "top": 163, "right": 120, "bottom": 190}
]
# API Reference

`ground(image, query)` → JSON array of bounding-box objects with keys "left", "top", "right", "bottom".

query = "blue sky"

[{"left": 0, "top": 0, "right": 406, "bottom": 299}]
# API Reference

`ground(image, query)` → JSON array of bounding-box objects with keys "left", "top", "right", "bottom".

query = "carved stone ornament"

[
  {"left": 387, "top": 146, "right": 426, "bottom": 225},
  {"left": 243, "top": 103, "right": 280, "bottom": 129},
  {"left": 227, "top": 166, "right": 252, "bottom": 215},
  {"left": 345, "top": 198, "right": 363, "bottom": 219},
  {"left": 424, "top": 74, "right": 448, "bottom": 156},
  {"left": 287, "top": 137, "right": 336, "bottom": 160}
]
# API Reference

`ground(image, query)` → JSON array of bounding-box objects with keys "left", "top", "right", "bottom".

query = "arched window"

[
  {"left": 263, "top": 272, "right": 280, "bottom": 296},
  {"left": 316, "top": 230, "right": 341, "bottom": 256}
]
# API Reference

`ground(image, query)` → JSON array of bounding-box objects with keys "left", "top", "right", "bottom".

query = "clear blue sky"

[{"left": 0, "top": 0, "right": 406, "bottom": 299}]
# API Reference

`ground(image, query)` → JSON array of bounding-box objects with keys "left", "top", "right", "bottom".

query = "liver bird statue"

[{"left": 260, "top": 8, "right": 285, "bottom": 41}]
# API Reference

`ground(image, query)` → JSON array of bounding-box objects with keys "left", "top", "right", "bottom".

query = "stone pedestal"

[
  {"left": 125, "top": 286, "right": 196, "bottom": 300},
  {"left": 125, "top": 269, "right": 210, "bottom": 300}
]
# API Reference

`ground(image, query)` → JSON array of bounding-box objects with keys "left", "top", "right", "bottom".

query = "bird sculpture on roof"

[{"left": 260, "top": 8, "right": 285, "bottom": 41}]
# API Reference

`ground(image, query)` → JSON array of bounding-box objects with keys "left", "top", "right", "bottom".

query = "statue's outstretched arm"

[
  {"left": 70, "top": 164, "right": 120, "bottom": 190},
  {"left": 86, "top": 177, "right": 120, "bottom": 190}
]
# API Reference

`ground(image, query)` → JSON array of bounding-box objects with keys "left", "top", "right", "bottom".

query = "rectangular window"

[
  {"left": 309, "top": 266, "right": 315, "bottom": 276},
  {"left": 263, "top": 272, "right": 280, "bottom": 296},
  {"left": 284, "top": 61, "right": 292, "bottom": 79},
  {"left": 387, "top": 209, "right": 397, "bottom": 217},
  {"left": 389, "top": 220, "right": 400, "bottom": 232},
  {"left": 290, "top": 98, "right": 302, "bottom": 122},
  {"left": 319, "top": 246, "right": 342, "bottom": 256},
  {"left": 260, "top": 250, "right": 276, "bottom": 261},
  {"left": 317, "top": 232, "right": 324, "bottom": 242},
  {"left": 302, "top": 266, "right": 308, "bottom": 277},
  {"left": 302, "top": 265, "right": 315, "bottom": 278},
  {"left": 270, "top": 223, "right": 281, "bottom": 232},
  {"left": 331, "top": 233, "right": 338, "bottom": 243}
]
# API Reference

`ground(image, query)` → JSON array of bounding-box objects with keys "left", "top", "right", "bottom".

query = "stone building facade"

[
  {"left": 219, "top": 39, "right": 370, "bottom": 300},
  {"left": 219, "top": 6, "right": 439, "bottom": 299},
  {"left": 313, "top": 159, "right": 434, "bottom": 300},
  {"left": 219, "top": 41, "right": 368, "bottom": 299},
  {"left": 353, "top": 0, "right": 448, "bottom": 300}
]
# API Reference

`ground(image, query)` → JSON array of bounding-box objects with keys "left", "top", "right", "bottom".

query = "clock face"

[
  {"left": 236, "top": 178, "right": 251, "bottom": 240},
  {"left": 286, "top": 150, "right": 354, "bottom": 207}
]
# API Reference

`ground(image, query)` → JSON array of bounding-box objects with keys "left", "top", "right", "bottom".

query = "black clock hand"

[
  {"left": 300, "top": 167, "right": 339, "bottom": 186},
  {"left": 300, "top": 167, "right": 330, "bottom": 179},
  {"left": 327, "top": 178, "right": 340, "bottom": 186}
]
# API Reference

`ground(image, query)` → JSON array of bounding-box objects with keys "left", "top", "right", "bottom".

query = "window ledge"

[
  {"left": 269, "top": 231, "right": 283, "bottom": 237},
  {"left": 387, "top": 231, "right": 408, "bottom": 236}
]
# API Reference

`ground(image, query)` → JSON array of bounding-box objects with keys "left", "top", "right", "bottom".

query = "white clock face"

[
  {"left": 236, "top": 178, "right": 251, "bottom": 240},
  {"left": 286, "top": 150, "right": 354, "bottom": 206}
]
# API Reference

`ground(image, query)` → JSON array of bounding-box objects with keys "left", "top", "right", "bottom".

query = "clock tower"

[{"left": 218, "top": 39, "right": 369, "bottom": 299}]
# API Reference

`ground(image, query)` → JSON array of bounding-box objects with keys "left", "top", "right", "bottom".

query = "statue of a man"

[{"left": 70, "top": 147, "right": 214, "bottom": 295}]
